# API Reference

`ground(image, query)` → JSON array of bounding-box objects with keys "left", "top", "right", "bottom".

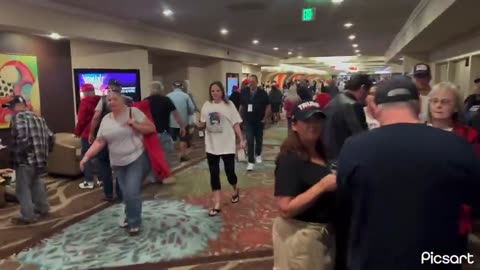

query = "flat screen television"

[
  {"left": 73, "top": 69, "right": 141, "bottom": 110},
  {"left": 226, "top": 73, "right": 239, "bottom": 96}
]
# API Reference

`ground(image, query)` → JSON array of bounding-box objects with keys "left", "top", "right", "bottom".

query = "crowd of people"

[
  {"left": 2, "top": 61, "right": 480, "bottom": 269},
  {"left": 273, "top": 64, "right": 480, "bottom": 270}
]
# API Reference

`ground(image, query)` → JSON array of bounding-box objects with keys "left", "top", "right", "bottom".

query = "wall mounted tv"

[{"left": 73, "top": 69, "right": 141, "bottom": 110}]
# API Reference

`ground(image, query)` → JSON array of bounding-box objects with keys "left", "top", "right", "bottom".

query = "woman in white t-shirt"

[
  {"left": 196, "top": 81, "right": 245, "bottom": 217},
  {"left": 80, "top": 90, "right": 156, "bottom": 236}
]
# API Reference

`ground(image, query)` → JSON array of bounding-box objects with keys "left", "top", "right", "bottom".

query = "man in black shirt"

[
  {"left": 335, "top": 76, "right": 480, "bottom": 270},
  {"left": 229, "top": 85, "right": 241, "bottom": 111},
  {"left": 146, "top": 81, "right": 186, "bottom": 169},
  {"left": 240, "top": 75, "right": 271, "bottom": 171},
  {"left": 323, "top": 74, "right": 370, "bottom": 161}
]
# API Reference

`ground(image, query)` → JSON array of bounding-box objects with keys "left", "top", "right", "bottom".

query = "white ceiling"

[{"left": 39, "top": 0, "right": 420, "bottom": 58}]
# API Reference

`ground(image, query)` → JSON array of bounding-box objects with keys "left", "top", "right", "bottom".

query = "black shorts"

[
  {"left": 170, "top": 126, "right": 191, "bottom": 142},
  {"left": 272, "top": 103, "right": 282, "bottom": 113}
]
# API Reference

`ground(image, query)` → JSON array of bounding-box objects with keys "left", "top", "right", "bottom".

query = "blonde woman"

[
  {"left": 80, "top": 89, "right": 156, "bottom": 236},
  {"left": 427, "top": 82, "right": 479, "bottom": 248}
]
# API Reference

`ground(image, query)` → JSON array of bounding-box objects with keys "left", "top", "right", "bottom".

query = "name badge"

[{"left": 248, "top": 104, "right": 253, "bottom": 112}]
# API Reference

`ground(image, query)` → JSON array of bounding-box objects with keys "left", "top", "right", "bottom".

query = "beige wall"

[
  {"left": 70, "top": 40, "right": 152, "bottom": 102},
  {"left": 242, "top": 64, "right": 262, "bottom": 82}
]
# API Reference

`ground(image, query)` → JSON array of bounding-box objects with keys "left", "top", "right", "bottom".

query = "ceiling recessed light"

[
  {"left": 273, "top": 47, "right": 279, "bottom": 51},
  {"left": 344, "top": 22, "right": 354, "bottom": 28},
  {"left": 355, "top": 49, "right": 360, "bottom": 53},
  {"left": 253, "top": 63, "right": 258, "bottom": 66},
  {"left": 288, "top": 51, "right": 293, "bottom": 55},
  {"left": 220, "top": 28, "right": 229, "bottom": 35},
  {"left": 357, "top": 53, "right": 362, "bottom": 56},
  {"left": 163, "top": 9, "right": 173, "bottom": 16},
  {"left": 252, "top": 39, "right": 259, "bottom": 44},
  {"left": 348, "top": 35, "right": 356, "bottom": 40},
  {"left": 332, "top": 0, "right": 344, "bottom": 3},
  {"left": 49, "top": 32, "right": 61, "bottom": 40},
  {"left": 399, "top": 57, "right": 405, "bottom": 61},
  {"left": 297, "top": 55, "right": 303, "bottom": 59},
  {"left": 352, "top": 44, "right": 358, "bottom": 48}
]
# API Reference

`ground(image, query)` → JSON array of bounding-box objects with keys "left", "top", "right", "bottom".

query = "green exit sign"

[{"left": 302, "top": 7, "right": 316, "bottom": 22}]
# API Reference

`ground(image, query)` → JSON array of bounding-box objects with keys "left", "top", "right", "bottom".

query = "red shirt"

[
  {"left": 452, "top": 123, "right": 479, "bottom": 235},
  {"left": 74, "top": 96, "right": 101, "bottom": 139},
  {"left": 314, "top": 93, "right": 331, "bottom": 109}
]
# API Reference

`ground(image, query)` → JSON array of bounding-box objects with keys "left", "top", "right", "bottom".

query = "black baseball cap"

[
  {"left": 292, "top": 101, "right": 326, "bottom": 121},
  {"left": 413, "top": 63, "right": 431, "bottom": 78},
  {"left": 108, "top": 79, "right": 122, "bottom": 92},
  {"left": 375, "top": 76, "right": 419, "bottom": 105},
  {"left": 2, "top": 96, "right": 27, "bottom": 109}
]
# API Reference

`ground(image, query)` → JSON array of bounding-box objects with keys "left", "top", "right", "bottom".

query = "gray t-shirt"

[{"left": 97, "top": 107, "right": 146, "bottom": 166}]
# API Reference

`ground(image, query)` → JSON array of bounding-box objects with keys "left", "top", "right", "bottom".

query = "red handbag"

[{"left": 131, "top": 101, "right": 171, "bottom": 181}]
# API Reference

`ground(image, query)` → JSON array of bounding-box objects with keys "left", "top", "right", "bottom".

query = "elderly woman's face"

[
  {"left": 107, "top": 92, "right": 125, "bottom": 112},
  {"left": 429, "top": 89, "right": 456, "bottom": 120}
]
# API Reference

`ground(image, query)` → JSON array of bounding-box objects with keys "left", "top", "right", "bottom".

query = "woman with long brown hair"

[
  {"left": 273, "top": 101, "right": 337, "bottom": 270},
  {"left": 196, "top": 81, "right": 245, "bottom": 216}
]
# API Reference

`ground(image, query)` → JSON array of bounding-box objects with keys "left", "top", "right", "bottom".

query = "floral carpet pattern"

[{"left": 17, "top": 200, "right": 222, "bottom": 270}]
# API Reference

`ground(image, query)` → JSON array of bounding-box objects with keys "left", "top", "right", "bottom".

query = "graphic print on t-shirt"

[{"left": 207, "top": 112, "right": 223, "bottom": 133}]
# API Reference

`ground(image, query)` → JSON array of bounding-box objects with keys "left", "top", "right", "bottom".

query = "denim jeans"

[
  {"left": 81, "top": 138, "right": 94, "bottom": 183},
  {"left": 112, "top": 152, "right": 151, "bottom": 228},
  {"left": 16, "top": 164, "right": 50, "bottom": 221},
  {"left": 158, "top": 132, "right": 174, "bottom": 169},
  {"left": 246, "top": 121, "right": 264, "bottom": 163},
  {"left": 96, "top": 147, "right": 122, "bottom": 200}
]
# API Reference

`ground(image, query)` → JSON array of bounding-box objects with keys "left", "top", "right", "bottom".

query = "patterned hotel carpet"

[
  {"left": 0, "top": 124, "right": 287, "bottom": 270},
  {"left": 5, "top": 157, "right": 279, "bottom": 270},
  {"left": 0, "top": 138, "right": 206, "bottom": 259}
]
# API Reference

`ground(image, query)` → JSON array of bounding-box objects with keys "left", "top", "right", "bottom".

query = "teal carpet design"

[{"left": 17, "top": 200, "right": 222, "bottom": 270}]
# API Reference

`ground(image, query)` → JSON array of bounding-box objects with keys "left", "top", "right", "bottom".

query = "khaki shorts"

[{"left": 272, "top": 217, "right": 335, "bottom": 270}]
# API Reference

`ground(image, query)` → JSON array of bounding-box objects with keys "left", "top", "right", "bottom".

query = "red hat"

[
  {"left": 80, "top": 84, "right": 95, "bottom": 92},
  {"left": 242, "top": 78, "right": 250, "bottom": 85}
]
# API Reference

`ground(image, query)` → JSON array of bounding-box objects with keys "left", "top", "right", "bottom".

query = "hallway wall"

[{"left": 70, "top": 40, "right": 152, "bottom": 102}]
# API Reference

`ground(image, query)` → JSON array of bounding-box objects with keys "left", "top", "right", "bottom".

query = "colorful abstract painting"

[{"left": 0, "top": 54, "right": 40, "bottom": 129}]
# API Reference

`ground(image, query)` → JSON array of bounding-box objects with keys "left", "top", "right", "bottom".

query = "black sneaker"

[{"left": 11, "top": 217, "right": 36, "bottom": 225}]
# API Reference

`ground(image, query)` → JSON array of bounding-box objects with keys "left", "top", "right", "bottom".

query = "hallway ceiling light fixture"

[
  {"left": 252, "top": 39, "right": 259, "bottom": 44},
  {"left": 357, "top": 53, "right": 362, "bottom": 56},
  {"left": 273, "top": 47, "right": 279, "bottom": 51},
  {"left": 344, "top": 22, "right": 354, "bottom": 28},
  {"left": 352, "top": 44, "right": 358, "bottom": 48},
  {"left": 355, "top": 49, "right": 360, "bottom": 53},
  {"left": 348, "top": 35, "right": 356, "bottom": 40},
  {"left": 288, "top": 51, "right": 293, "bottom": 55},
  {"left": 220, "top": 28, "right": 229, "bottom": 35},
  {"left": 331, "top": 0, "right": 344, "bottom": 4},
  {"left": 400, "top": 57, "right": 405, "bottom": 61},
  {"left": 297, "top": 55, "right": 303, "bottom": 59},
  {"left": 163, "top": 9, "right": 174, "bottom": 17},
  {"left": 49, "top": 32, "right": 61, "bottom": 40}
]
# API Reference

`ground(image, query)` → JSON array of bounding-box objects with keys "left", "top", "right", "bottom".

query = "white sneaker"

[
  {"left": 255, "top": 156, "right": 263, "bottom": 164},
  {"left": 79, "top": 181, "right": 94, "bottom": 189},
  {"left": 247, "top": 163, "right": 254, "bottom": 171}
]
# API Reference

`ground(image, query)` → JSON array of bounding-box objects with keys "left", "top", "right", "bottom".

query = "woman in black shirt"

[{"left": 273, "top": 101, "right": 337, "bottom": 270}]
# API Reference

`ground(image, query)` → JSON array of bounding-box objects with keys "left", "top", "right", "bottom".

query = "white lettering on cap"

[
  {"left": 416, "top": 65, "right": 428, "bottom": 71},
  {"left": 387, "top": 88, "right": 410, "bottom": 96},
  {"left": 298, "top": 101, "right": 320, "bottom": 110}
]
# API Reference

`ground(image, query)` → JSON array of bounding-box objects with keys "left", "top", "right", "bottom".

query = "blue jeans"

[
  {"left": 81, "top": 138, "right": 94, "bottom": 183},
  {"left": 158, "top": 132, "right": 174, "bottom": 169},
  {"left": 16, "top": 164, "right": 50, "bottom": 221},
  {"left": 112, "top": 152, "right": 151, "bottom": 228},
  {"left": 96, "top": 147, "right": 122, "bottom": 200}
]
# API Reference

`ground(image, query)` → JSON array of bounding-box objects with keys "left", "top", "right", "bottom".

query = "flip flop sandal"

[
  {"left": 208, "top": 208, "right": 221, "bottom": 217},
  {"left": 231, "top": 190, "right": 240, "bottom": 203}
]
